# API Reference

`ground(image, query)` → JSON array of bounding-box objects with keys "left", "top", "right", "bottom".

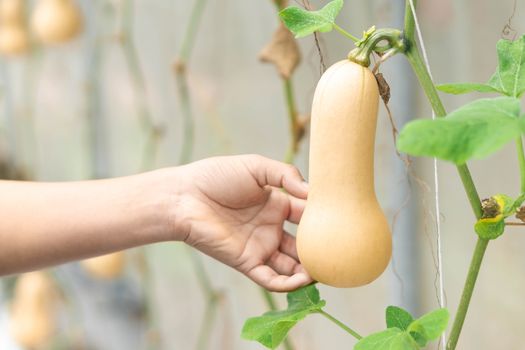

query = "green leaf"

[
  {"left": 241, "top": 285, "right": 325, "bottom": 349},
  {"left": 409, "top": 330, "right": 428, "bottom": 348},
  {"left": 279, "top": 0, "right": 344, "bottom": 38},
  {"left": 397, "top": 97, "right": 523, "bottom": 164},
  {"left": 408, "top": 308, "right": 449, "bottom": 341},
  {"left": 436, "top": 83, "right": 501, "bottom": 95},
  {"left": 487, "top": 35, "right": 525, "bottom": 97},
  {"left": 475, "top": 218, "right": 505, "bottom": 240},
  {"left": 386, "top": 306, "right": 414, "bottom": 330},
  {"left": 354, "top": 328, "right": 418, "bottom": 350}
]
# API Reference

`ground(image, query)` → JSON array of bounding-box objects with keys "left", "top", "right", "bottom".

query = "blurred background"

[{"left": 0, "top": 0, "right": 524, "bottom": 349}]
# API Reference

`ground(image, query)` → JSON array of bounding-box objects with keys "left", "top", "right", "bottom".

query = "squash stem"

[{"left": 318, "top": 310, "right": 362, "bottom": 340}]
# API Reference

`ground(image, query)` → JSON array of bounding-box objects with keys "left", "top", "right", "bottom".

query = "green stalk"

[
  {"left": 283, "top": 79, "right": 300, "bottom": 164},
  {"left": 404, "top": 49, "right": 482, "bottom": 219},
  {"left": 404, "top": 0, "right": 416, "bottom": 41},
  {"left": 446, "top": 238, "right": 488, "bottom": 350},
  {"left": 333, "top": 24, "right": 359, "bottom": 42},
  {"left": 174, "top": 0, "right": 208, "bottom": 165},
  {"left": 403, "top": 2, "right": 485, "bottom": 349},
  {"left": 318, "top": 310, "right": 362, "bottom": 340},
  {"left": 516, "top": 137, "right": 525, "bottom": 193}
]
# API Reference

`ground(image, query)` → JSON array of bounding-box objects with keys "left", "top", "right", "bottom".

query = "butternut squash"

[
  {"left": 9, "top": 271, "right": 56, "bottom": 348},
  {"left": 30, "top": 0, "right": 83, "bottom": 44},
  {"left": 297, "top": 59, "right": 392, "bottom": 288},
  {"left": 81, "top": 251, "right": 126, "bottom": 279},
  {"left": 0, "top": 0, "right": 29, "bottom": 56}
]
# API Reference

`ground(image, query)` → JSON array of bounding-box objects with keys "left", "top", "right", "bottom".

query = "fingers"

[
  {"left": 279, "top": 232, "right": 299, "bottom": 261},
  {"left": 247, "top": 265, "right": 313, "bottom": 292},
  {"left": 287, "top": 196, "right": 306, "bottom": 224},
  {"left": 243, "top": 155, "right": 308, "bottom": 199},
  {"left": 267, "top": 250, "right": 301, "bottom": 275}
]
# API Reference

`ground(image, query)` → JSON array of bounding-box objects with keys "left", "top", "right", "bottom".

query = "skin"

[{"left": 0, "top": 154, "right": 312, "bottom": 292}]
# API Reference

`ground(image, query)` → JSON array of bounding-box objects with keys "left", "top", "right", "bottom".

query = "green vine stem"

[
  {"left": 283, "top": 79, "right": 304, "bottom": 165},
  {"left": 446, "top": 238, "right": 488, "bottom": 350},
  {"left": 318, "top": 310, "right": 362, "bottom": 340},
  {"left": 173, "top": 0, "right": 207, "bottom": 164},
  {"left": 333, "top": 24, "right": 359, "bottom": 42},
  {"left": 402, "top": 1, "right": 486, "bottom": 349},
  {"left": 119, "top": 0, "right": 163, "bottom": 171},
  {"left": 171, "top": 2, "right": 232, "bottom": 350},
  {"left": 516, "top": 137, "right": 525, "bottom": 193}
]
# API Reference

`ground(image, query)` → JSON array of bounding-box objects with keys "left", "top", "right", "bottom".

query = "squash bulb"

[
  {"left": 81, "top": 251, "right": 126, "bottom": 279},
  {"left": 31, "top": 0, "right": 83, "bottom": 44},
  {"left": 297, "top": 59, "right": 392, "bottom": 288},
  {"left": 9, "top": 271, "right": 56, "bottom": 348},
  {"left": 0, "top": 0, "right": 29, "bottom": 56}
]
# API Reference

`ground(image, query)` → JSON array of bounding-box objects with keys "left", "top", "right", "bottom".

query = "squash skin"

[
  {"left": 297, "top": 59, "right": 392, "bottom": 288},
  {"left": 31, "top": 0, "right": 83, "bottom": 44},
  {"left": 81, "top": 251, "right": 125, "bottom": 279}
]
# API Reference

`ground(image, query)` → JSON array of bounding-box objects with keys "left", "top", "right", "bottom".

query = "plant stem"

[
  {"left": 318, "top": 310, "right": 362, "bottom": 340},
  {"left": 403, "top": 3, "right": 486, "bottom": 349},
  {"left": 333, "top": 24, "right": 359, "bottom": 42},
  {"left": 174, "top": 0, "right": 208, "bottom": 165},
  {"left": 283, "top": 78, "right": 302, "bottom": 164},
  {"left": 120, "top": 0, "right": 162, "bottom": 171},
  {"left": 404, "top": 0, "right": 416, "bottom": 41},
  {"left": 404, "top": 49, "right": 482, "bottom": 219},
  {"left": 180, "top": 0, "right": 207, "bottom": 63},
  {"left": 446, "top": 238, "right": 489, "bottom": 350},
  {"left": 516, "top": 137, "right": 525, "bottom": 193}
]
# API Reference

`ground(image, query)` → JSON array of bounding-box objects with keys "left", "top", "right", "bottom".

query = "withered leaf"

[{"left": 259, "top": 23, "right": 301, "bottom": 79}]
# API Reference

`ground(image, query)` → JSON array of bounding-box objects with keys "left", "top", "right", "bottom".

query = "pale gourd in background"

[
  {"left": 9, "top": 271, "right": 56, "bottom": 348},
  {"left": 31, "top": 0, "right": 83, "bottom": 44},
  {"left": 81, "top": 251, "right": 126, "bottom": 279},
  {"left": 297, "top": 59, "right": 392, "bottom": 288},
  {"left": 0, "top": 0, "right": 29, "bottom": 55}
]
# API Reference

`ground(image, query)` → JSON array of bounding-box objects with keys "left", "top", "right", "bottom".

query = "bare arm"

[
  {"left": 0, "top": 155, "right": 312, "bottom": 292},
  {"left": 0, "top": 170, "right": 174, "bottom": 274}
]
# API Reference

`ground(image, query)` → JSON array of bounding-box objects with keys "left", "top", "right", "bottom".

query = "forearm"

[{"left": 0, "top": 169, "right": 181, "bottom": 275}]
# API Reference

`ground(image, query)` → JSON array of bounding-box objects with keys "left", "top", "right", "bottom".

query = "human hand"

[{"left": 173, "top": 155, "right": 313, "bottom": 292}]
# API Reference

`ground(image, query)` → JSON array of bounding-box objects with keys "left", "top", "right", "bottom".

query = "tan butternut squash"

[
  {"left": 81, "top": 251, "right": 126, "bottom": 279},
  {"left": 9, "top": 271, "right": 56, "bottom": 348},
  {"left": 297, "top": 59, "right": 392, "bottom": 288},
  {"left": 30, "top": 0, "right": 83, "bottom": 44},
  {"left": 0, "top": 0, "right": 29, "bottom": 56}
]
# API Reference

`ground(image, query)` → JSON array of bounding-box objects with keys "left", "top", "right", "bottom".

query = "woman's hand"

[{"left": 174, "top": 155, "right": 313, "bottom": 292}]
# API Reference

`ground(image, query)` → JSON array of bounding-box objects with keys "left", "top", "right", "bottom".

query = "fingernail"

[{"left": 301, "top": 181, "right": 309, "bottom": 190}]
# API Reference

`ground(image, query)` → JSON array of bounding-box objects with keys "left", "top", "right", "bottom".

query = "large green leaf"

[
  {"left": 438, "top": 35, "right": 525, "bottom": 97},
  {"left": 488, "top": 35, "right": 525, "bottom": 97},
  {"left": 397, "top": 97, "right": 523, "bottom": 164},
  {"left": 279, "top": 0, "right": 344, "bottom": 38},
  {"left": 241, "top": 285, "right": 325, "bottom": 349},
  {"left": 386, "top": 306, "right": 414, "bottom": 330},
  {"left": 354, "top": 328, "right": 418, "bottom": 350}
]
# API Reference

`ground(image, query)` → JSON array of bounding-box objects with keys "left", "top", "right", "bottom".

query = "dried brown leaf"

[{"left": 259, "top": 23, "right": 301, "bottom": 79}]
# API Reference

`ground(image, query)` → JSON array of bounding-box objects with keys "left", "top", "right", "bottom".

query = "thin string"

[{"left": 407, "top": 1, "right": 446, "bottom": 349}]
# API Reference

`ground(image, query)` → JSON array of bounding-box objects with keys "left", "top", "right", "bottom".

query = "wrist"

[{"left": 141, "top": 166, "right": 192, "bottom": 242}]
